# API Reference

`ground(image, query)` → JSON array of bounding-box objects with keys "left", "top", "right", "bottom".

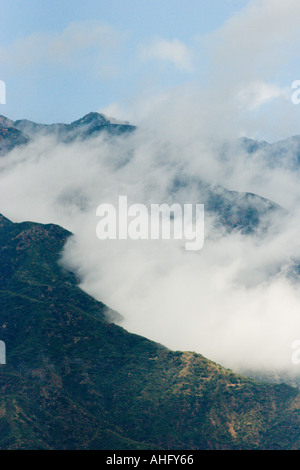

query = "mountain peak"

[
  {"left": 0, "top": 115, "right": 14, "bottom": 129},
  {"left": 71, "top": 112, "right": 109, "bottom": 127},
  {"left": 0, "top": 213, "right": 13, "bottom": 228}
]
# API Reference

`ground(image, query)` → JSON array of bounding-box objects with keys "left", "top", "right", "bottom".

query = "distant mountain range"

[
  {"left": 1, "top": 213, "right": 300, "bottom": 449},
  {"left": 218, "top": 135, "right": 300, "bottom": 174},
  {"left": 0, "top": 112, "right": 283, "bottom": 235},
  {"left": 0, "top": 112, "right": 135, "bottom": 155},
  {"left": 2, "top": 112, "right": 299, "bottom": 167}
]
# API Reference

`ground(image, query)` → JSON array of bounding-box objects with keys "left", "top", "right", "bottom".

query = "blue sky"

[
  {"left": 0, "top": 0, "right": 249, "bottom": 44},
  {"left": 0, "top": 0, "right": 250, "bottom": 122},
  {"left": 0, "top": 0, "right": 299, "bottom": 140}
]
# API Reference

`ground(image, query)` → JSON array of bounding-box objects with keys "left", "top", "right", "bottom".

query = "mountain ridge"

[
  {"left": 0, "top": 112, "right": 136, "bottom": 154},
  {"left": 1, "top": 214, "right": 300, "bottom": 449}
]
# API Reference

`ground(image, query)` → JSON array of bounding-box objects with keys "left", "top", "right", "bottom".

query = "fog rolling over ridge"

[
  {"left": 1, "top": 0, "right": 300, "bottom": 377},
  {"left": 1, "top": 110, "right": 300, "bottom": 377}
]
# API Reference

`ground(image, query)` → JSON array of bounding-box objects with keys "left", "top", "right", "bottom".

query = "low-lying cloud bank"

[{"left": 1, "top": 123, "right": 300, "bottom": 375}]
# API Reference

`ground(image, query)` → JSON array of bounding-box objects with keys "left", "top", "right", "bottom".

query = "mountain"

[
  {"left": 1, "top": 214, "right": 300, "bottom": 449},
  {"left": 0, "top": 116, "right": 29, "bottom": 155},
  {"left": 169, "top": 175, "right": 281, "bottom": 235},
  {"left": 225, "top": 135, "right": 300, "bottom": 169},
  {"left": 13, "top": 111, "right": 135, "bottom": 142},
  {"left": 0, "top": 116, "right": 14, "bottom": 128},
  {"left": 0, "top": 113, "right": 283, "bottom": 238},
  {"left": 2, "top": 112, "right": 299, "bottom": 168},
  {"left": 0, "top": 112, "right": 135, "bottom": 155}
]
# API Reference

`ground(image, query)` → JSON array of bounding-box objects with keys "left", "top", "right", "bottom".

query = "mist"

[{"left": 1, "top": 0, "right": 300, "bottom": 376}]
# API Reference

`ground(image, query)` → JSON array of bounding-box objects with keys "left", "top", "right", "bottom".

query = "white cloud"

[
  {"left": 236, "top": 81, "right": 289, "bottom": 110},
  {"left": 0, "top": 21, "right": 125, "bottom": 75},
  {"left": 134, "top": 0, "right": 300, "bottom": 143},
  {"left": 210, "top": 0, "right": 300, "bottom": 83},
  {"left": 98, "top": 103, "right": 131, "bottom": 124},
  {"left": 141, "top": 38, "right": 193, "bottom": 71}
]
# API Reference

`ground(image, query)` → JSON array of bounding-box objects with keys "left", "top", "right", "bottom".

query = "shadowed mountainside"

[{"left": 1, "top": 214, "right": 300, "bottom": 449}]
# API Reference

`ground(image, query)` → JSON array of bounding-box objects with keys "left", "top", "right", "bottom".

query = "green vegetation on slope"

[{"left": 0, "top": 214, "right": 300, "bottom": 449}]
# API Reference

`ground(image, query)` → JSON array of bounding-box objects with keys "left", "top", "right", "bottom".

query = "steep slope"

[
  {"left": 1, "top": 214, "right": 300, "bottom": 449},
  {"left": 0, "top": 115, "right": 28, "bottom": 155}
]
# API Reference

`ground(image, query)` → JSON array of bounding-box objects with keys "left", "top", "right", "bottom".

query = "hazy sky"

[{"left": 2, "top": 0, "right": 298, "bottom": 132}]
